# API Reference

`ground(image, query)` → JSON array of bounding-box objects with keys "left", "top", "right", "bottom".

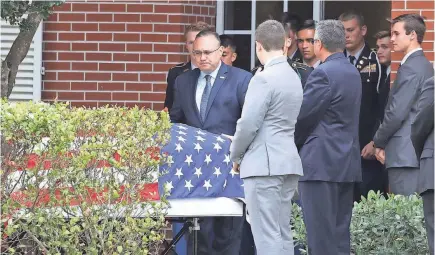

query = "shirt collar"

[
  {"left": 401, "top": 48, "right": 423, "bottom": 65},
  {"left": 346, "top": 43, "right": 365, "bottom": 62},
  {"left": 386, "top": 65, "right": 391, "bottom": 76},
  {"left": 191, "top": 62, "right": 198, "bottom": 70},
  {"left": 199, "top": 61, "right": 221, "bottom": 81},
  {"left": 265, "top": 55, "right": 283, "bottom": 67}
]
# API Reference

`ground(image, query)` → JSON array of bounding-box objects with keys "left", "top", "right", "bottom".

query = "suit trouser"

[
  {"left": 386, "top": 167, "right": 419, "bottom": 196},
  {"left": 186, "top": 214, "right": 245, "bottom": 255},
  {"left": 243, "top": 174, "right": 299, "bottom": 255},
  {"left": 354, "top": 158, "right": 388, "bottom": 201},
  {"left": 299, "top": 181, "right": 354, "bottom": 255},
  {"left": 422, "top": 190, "right": 434, "bottom": 255}
]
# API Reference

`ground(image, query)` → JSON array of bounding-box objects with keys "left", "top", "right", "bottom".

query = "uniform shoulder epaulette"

[
  {"left": 170, "top": 62, "right": 188, "bottom": 70},
  {"left": 287, "top": 59, "right": 311, "bottom": 70}
]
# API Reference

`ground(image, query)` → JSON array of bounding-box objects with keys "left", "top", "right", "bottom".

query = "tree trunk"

[{"left": 1, "top": 12, "right": 43, "bottom": 99}]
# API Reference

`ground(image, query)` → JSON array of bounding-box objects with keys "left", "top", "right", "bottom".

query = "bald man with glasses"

[{"left": 170, "top": 29, "right": 252, "bottom": 255}]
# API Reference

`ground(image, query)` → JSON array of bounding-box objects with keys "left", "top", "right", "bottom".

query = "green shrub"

[
  {"left": 291, "top": 191, "right": 429, "bottom": 255},
  {"left": 1, "top": 100, "right": 172, "bottom": 255}
]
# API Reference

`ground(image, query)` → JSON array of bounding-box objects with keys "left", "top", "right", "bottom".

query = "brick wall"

[
  {"left": 391, "top": 0, "right": 434, "bottom": 80},
  {"left": 42, "top": 0, "right": 216, "bottom": 109}
]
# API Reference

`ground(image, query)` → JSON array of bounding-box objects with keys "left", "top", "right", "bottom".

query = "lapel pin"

[
  {"left": 357, "top": 65, "right": 361, "bottom": 69},
  {"left": 359, "top": 60, "right": 364, "bottom": 64}
]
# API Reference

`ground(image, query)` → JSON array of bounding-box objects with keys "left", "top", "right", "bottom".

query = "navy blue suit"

[
  {"left": 170, "top": 62, "right": 252, "bottom": 255},
  {"left": 295, "top": 53, "right": 362, "bottom": 255}
]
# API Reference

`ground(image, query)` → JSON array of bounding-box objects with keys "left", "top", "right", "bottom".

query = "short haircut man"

[
  {"left": 297, "top": 19, "right": 319, "bottom": 67},
  {"left": 390, "top": 13, "right": 426, "bottom": 44},
  {"left": 184, "top": 21, "right": 211, "bottom": 57},
  {"left": 295, "top": 19, "right": 362, "bottom": 255},
  {"left": 374, "top": 30, "right": 392, "bottom": 66},
  {"left": 255, "top": 20, "right": 286, "bottom": 53},
  {"left": 219, "top": 34, "right": 238, "bottom": 66}
]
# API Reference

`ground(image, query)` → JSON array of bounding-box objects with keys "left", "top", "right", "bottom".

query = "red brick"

[
  {"left": 140, "top": 73, "right": 166, "bottom": 82},
  {"left": 59, "top": 13, "right": 85, "bottom": 22},
  {"left": 427, "top": 21, "right": 434, "bottom": 31},
  {"left": 154, "top": 5, "right": 183, "bottom": 13},
  {"left": 72, "top": 62, "right": 98, "bottom": 71},
  {"left": 42, "top": 52, "right": 57, "bottom": 61},
  {"left": 100, "top": 4, "right": 126, "bottom": 12},
  {"left": 168, "top": 34, "right": 184, "bottom": 43},
  {"left": 201, "top": 7, "right": 208, "bottom": 15},
  {"left": 154, "top": 24, "right": 183, "bottom": 33},
  {"left": 113, "top": 73, "right": 139, "bottom": 81},
  {"left": 43, "top": 71, "right": 57, "bottom": 80},
  {"left": 424, "top": 51, "right": 435, "bottom": 61},
  {"left": 188, "top": 16, "right": 196, "bottom": 24},
  {"left": 392, "top": 0, "right": 405, "bottom": 9},
  {"left": 153, "top": 83, "right": 167, "bottom": 92},
  {"left": 126, "top": 83, "right": 152, "bottom": 91},
  {"left": 44, "top": 23, "right": 71, "bottom": 31},
  {"left": 44, "top": 42, "right": 70, "bottom": 51},
  {"left": 127, "top": 4, "right": 153, "bottom": 12},
  {"left": 185, "top": 5, "right": 193, "bottom": 13},
  {"left": 140, "top": 53, "right": 167, "bottom": 62},
  {"left": 114, "top": 53, "right": 139, "bottom": 62},
  {"left": 99, "top": 43, "right": 126, "bottom": 51},
  {"left": 168, "top": 15, "right": 187, "bottom": 23},
  {"left": 72, "top": 3, "right": 99, "bottom": 12},
  {"left": 193, "top": 6, "right": 201, "bottom": 14},
  {"left": 58, "top": 72, "right": 84, "bottom": 81},
  {"left": 70, "top": 101, "right": 98, "bottom": 108},
  {"left": 41, "top": 91, "right": 57, "bottom": 100},
  {"left": 99, "top": 63, "right": 125, "bottom": 71},
  {"left": 114, "top": 33, "right": 140, "bottom": 42},
  {"left": 114, "top": 14, "right": 140, "bottom": 22},
  {"left": 44, "top": 61, "right": 70, "bottom": 70},
  {"left": 391, "top": 51, "right": 405, "bottom": 61},
  {"left": 59, "top": 33, "right": 85, "bottom": 41},
  {"left": 72, "top": 23, "right": 98, "bottom": 32},
  {"left": 43, "top": 32, "right": 57, "bottom": 41},
  {"left": 86, "top": 33, "right": 112, "bottom": 41},
  {"left": 392, "top": 10, "right": 417, "bottom": 18},
  {"left": 98, "top": 83, "right": 125, "bottom": 91},
  {"left": 72, "top": 43, "right": 98, "bottom": 51},
  {"left": 141, "top": 14, "right": 168, "bottom": 23},
  {"left": 98, "top": 101, "right": 124, "bottom": 107},
  {"left": 113, "top": 93, "right": 139, "bottom": 101},
  {"left": 140, "top": 92, "right": 166, "bottom": 101},
  {"left": 86, "top": 53, "right": 112, "bottom": 61},
  {"left": 59, "top": 52, "right": 84, "bottom": 61},
  {"left": 126, "top": 43, "right": 153, "bottom": 52},
  {"left": 126, "top": 63, "right": 152, "bottom": 71},
  {"left": 391, "top": 62, "right": 401, "bottom": 72},
  {"left": 85, "top": 73, "right": 112, "bottom": 81},
  {"left": 87, "top": 14, "right": 113, "bottom": 22},
  {"left": 425, "top": 31, "right": 435, "bottom": 41},
  {"left": 43, "top": 82, "right": 70, "bottom": 90},
  {"left": 125, "top": 102, "right": 152, "bottom": 109},
  {"left": 407, "top": 1, "right": 434, "bottom": 9},
  {"left": 154, "top": 44, "right": 183, "bottom": 53},
  {"left": 422, "top": 11, "right": 434, "bottom": 20},
  {"left": 141, "top": 34, "right": 167, "bottom": 42},
  {"left": 422, "top": 42, "right": 434, "bottom": 51},
  {"left": 209, "top": 7, "right": 215, "bottom": 16},
  {"left": 71, "top": 82, "right": 98, "bottom": 91},
  {"left": 99, "top": 23, "right": 126, "bottom": 32},
  {"left": 126, "top": 24, "right": 153, "bottom": 32},
  {"left": 47, "top": 13, "right": 58, "bottom": 22},
  {"left": 86, "top": 92, "right": 112, "bottom": 101},
  {"left": 168, "top": 54, "right": 188, "bottom": 63},
  {"left": 153, "top": 102, "right": 165, "bottom": 110},
  {"left": 154, "top": 63, "right": 174, "bottom": 72},
  {"left": 58, "top": 92, "right": 84, "bottom": 100},
  {"left": 53, "top": 3, "right": 71, "bottom": 12}
]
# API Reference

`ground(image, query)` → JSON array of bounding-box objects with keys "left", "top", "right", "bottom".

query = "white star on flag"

[
  {"left": 196, "top": 130, "right": 206, "bottom": 135},
  {"left": 164, "top": 181, "right": 174, "bottom": 193},
  {"left": 204, "top": 154, "right": 212, "bottom": 165},
  {"left": 194, "top": 167, "right": 202, "bottom": 178},
  {"left": 196, "top": 136, "right": 206, "bottom": 142},
  {"left": 216, "top": 136, "right": 225, "bottom": 143},
  {"left": 185, "top": 155, "right": 193, "bottom": 166},
  {"left": 213, "top": 142, "right": 222, "bottom": 152},
  {"left": 178, "top": 125, "right": 188, "bottom": 130},
  {"left": 223, "top": 154, "right": 231, "bottom": 165},
  {"left": 177, "top": 130, "right": 187, "bottom": 135},
  {"left": 175, "top": 143, "right": 183, "bottom": 152},
  {"left": 177, "top": 136, "right": 186, "bottom": 143},
  {"left": 194, "top": 143, "right": 203, "bottom": 153},
  {"left": 213, "top": 167, "right": 222, "bottom": 177},
  {"left": 175, "top": 168, "right": 183, "bottom": 179},
  {"left": 185, "top": 180, "right": 193, "bottom": 191},
  {"left": 203, "top": 179, "right": 212, "bottom": 191}
]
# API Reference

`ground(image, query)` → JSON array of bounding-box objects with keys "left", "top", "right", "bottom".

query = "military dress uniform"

[
  {"left": 291, "top": 48, "right": 303, "bottom": 63},
  {"left": 344, "top": 44, "right": 388, "bottom": 201},
  {"left": 164, "top": 61, "right": 192, "bottom": 111},
  {"left": 251, "top": 57, "right": 313, "bottom": 88}
]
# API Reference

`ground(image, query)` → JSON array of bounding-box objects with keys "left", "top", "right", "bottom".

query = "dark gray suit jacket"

[
  {"left": 411, "top": 76, "right": 434, "bottom": 194},
  {"left": 373, "top": 50, "right": 434, "bottom": 169},
  {"left": 295, "top": 52, "right": 362, "bottom": 182}
]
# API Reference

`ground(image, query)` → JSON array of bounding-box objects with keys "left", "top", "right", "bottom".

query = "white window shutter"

[{"left": 1, "top": 19, "right": 42, "bottom": 101}]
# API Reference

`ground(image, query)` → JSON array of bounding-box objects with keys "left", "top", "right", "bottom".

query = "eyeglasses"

[
  {"left": 192, "top": 47, "right": 221, "bottom": 58},
  {"left": 296, "top": 38, "right": 315, "bottom": 44}
]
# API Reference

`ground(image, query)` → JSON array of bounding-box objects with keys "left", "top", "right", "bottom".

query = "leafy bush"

[
  {"left": 1, "top": 100, "right": 172, "bottom": 254},
  {"left": 291, "top": 191, "right": 429, "bottom": 255}
]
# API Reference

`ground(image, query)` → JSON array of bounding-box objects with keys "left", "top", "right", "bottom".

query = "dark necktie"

[
  {"left": 349, "top": 55, "right": 356, "bottom": 66},
  {"left": 200, "top": 75, "right": 212, "bottom": 122}
]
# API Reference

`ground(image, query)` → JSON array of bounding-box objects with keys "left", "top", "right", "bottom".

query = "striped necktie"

[{"left": 200, "top": 75, "right": 212, "bottom": 122}]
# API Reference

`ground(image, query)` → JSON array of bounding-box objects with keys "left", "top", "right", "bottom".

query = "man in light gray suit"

[
  {"left": 373, "top": 14, "right": 434, "bottom": 195},
  {"left": 294, "top": 20, "right": 362, "bottom": 255},
  {"left": 411, "top": 76, "right": 434, "bottom": 255},
  {"left": 230, "top": 20, "right": 303, "bottom": 255}
]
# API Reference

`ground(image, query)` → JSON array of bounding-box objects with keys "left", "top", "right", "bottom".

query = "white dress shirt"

[
  {"left": 401, "top": 48, "right": 423, "bottom": 65},
  {"left": 346, "top": 44, "right": 365, "bottom": 65},
  {"left": 195, "top": 62, "right": 221, "bottom": 111}
]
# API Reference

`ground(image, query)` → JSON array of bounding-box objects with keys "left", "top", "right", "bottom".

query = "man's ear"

[
  {"left": 231, "top": 53, "right": 237, "bottom": 63},
  {"left": 361, "top": 25, "right": 368, "bottom": 37}
]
